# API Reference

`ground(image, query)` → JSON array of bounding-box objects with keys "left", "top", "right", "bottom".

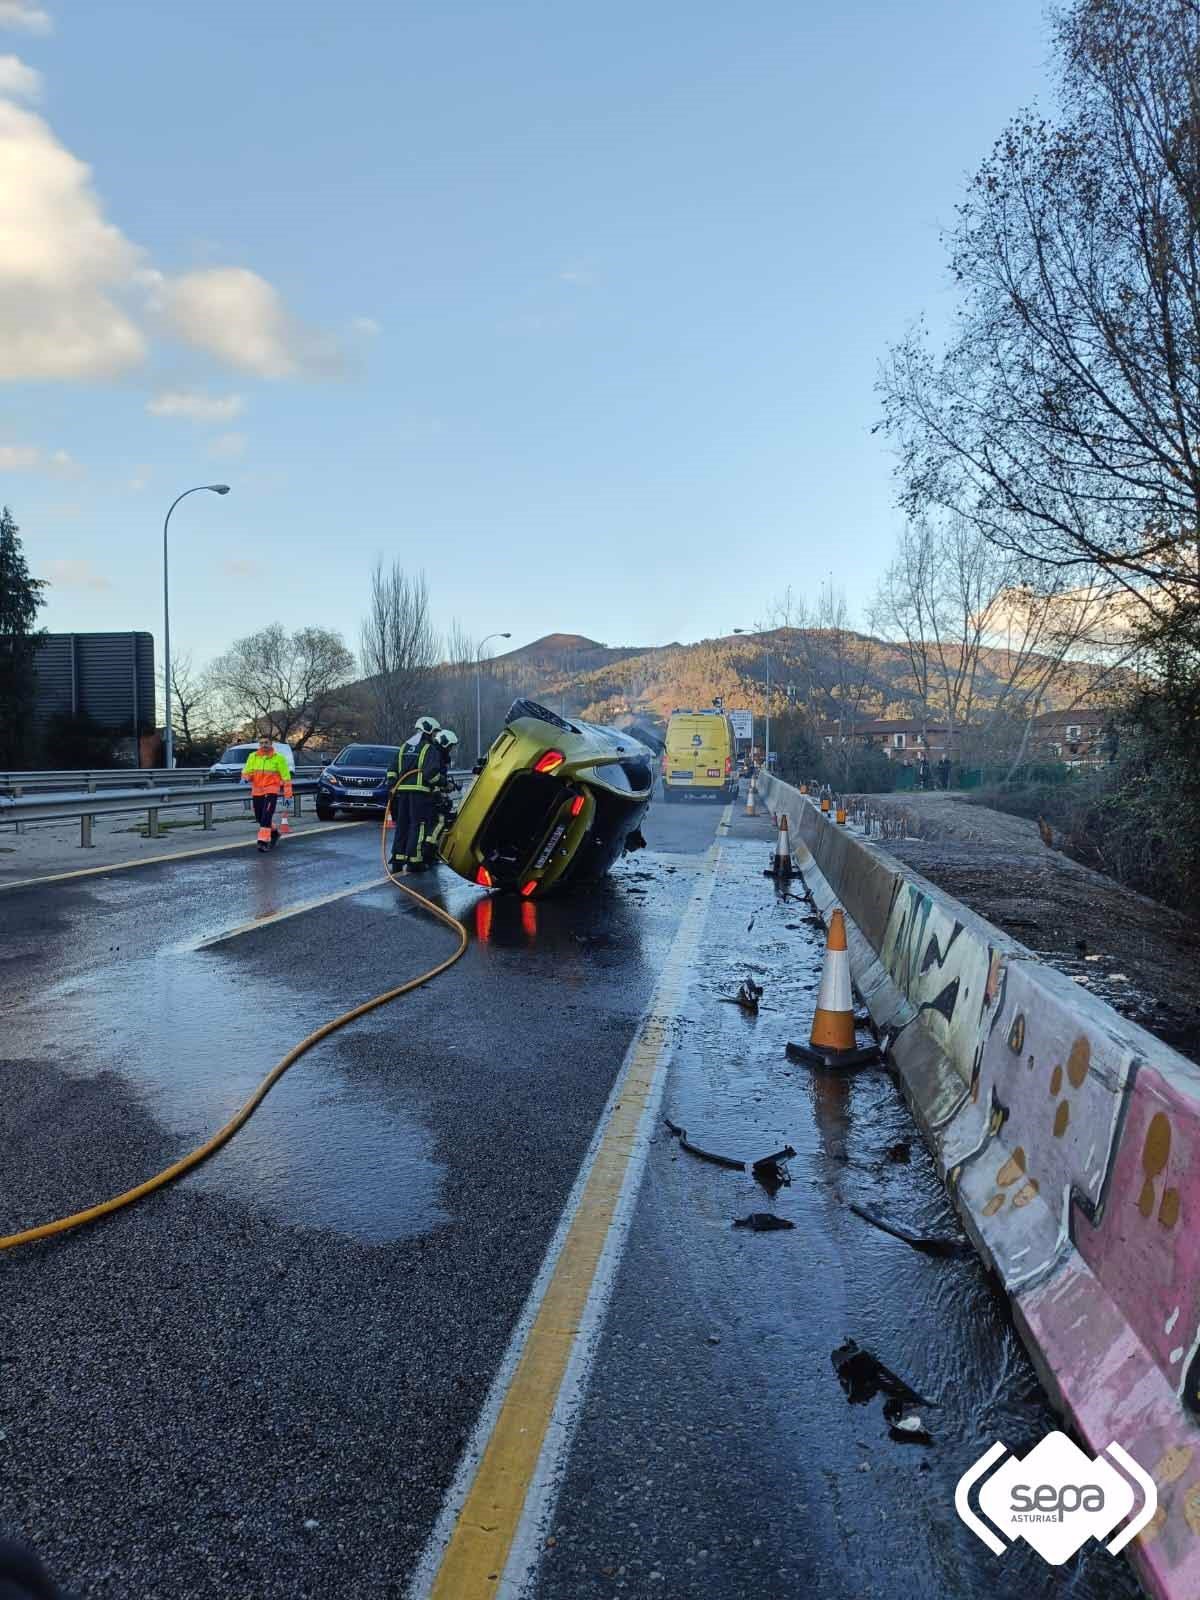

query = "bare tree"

[
  {"left": 879, "top": 0, "right": 1200, "bottom": 631},
  {"left": 359, "top": 561, "right": 440, "bottom": 742},
  {"left": 208, "top": 624, "right": 356, "bottom": 752},
  {"left": 160, "top": 652, "right": 226, "bottom": 764}
]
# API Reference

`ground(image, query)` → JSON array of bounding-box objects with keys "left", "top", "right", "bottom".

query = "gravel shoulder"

[{"left": 857, "top": 791, "right": 1200, "bottom": 1064}]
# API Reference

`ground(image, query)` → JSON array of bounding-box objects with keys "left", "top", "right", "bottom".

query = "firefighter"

[
  {"left": 388, "top": 716, "right": 440, "bottom": 873},
  {"left": 241, "top": 735, "right": 293, "bottom": 851},
  {"left": 422, "top": 727, "right": 460, "bottom": 866}
]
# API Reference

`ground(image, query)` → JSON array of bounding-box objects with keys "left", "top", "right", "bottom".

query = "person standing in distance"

[{"left": 241, "top": 735, "right": 293, "bottom": 851}]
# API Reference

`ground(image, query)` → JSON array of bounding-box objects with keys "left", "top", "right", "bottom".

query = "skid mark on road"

[{"left": 410, "top": 806, "right": 731, "bottom": 1600}]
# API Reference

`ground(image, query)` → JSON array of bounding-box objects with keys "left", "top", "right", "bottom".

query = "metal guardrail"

[
  {"left": 0, "top": 765, "right": 326, "bottom": 797},
  {"left": 0, "top": 780, "right": 318, "bottom": 848}
]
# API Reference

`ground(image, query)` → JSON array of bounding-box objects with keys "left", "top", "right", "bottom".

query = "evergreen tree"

[{"left": 0, "top": 506, "right": 47, "bottom": 767}]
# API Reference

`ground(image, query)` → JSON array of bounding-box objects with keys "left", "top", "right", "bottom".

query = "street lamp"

[
  {"left": 475, "top": 631, "right": 512, "bottom": 762},
  {"left": 162, "top": 484, "right": 230, "bottom": 769},
  {"left": 732, "top": 628, "right": 772, "bottom": 771}
]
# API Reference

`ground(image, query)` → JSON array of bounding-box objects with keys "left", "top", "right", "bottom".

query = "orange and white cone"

[
  {"left": 786, "top": 909, "right": 883, "bottom": 1068},
  {"left": 835, "top": 805, "right": 846, "bottom": 825},
  {"left": 745, "top": 773, "right": 757, "bottom": 816},
  {"left": 820, "top": 794, "right": 831, "bottom": 814},
  {"left": 278, "top": 804, "right": 291, "bottom": 836},
  {"left": 770, "top": 813, "right": 794, "bottom": 878}
]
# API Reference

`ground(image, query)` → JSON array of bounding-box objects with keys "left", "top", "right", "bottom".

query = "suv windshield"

[
  {"left": 218, "top": 745, "right": 256, "bottom": 764},
  {"left": 335, "top": 745, "right": 398, "bottom": 767}
]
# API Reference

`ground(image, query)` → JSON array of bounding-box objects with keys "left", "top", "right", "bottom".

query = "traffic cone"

[
  {"left": 786, "top": 909, "right": 883, "bottom": 1069},
  {"left": 278, "top": 805, "right": 291, "bottom": 836},
  {"left": 820, "top": 794, "right": 831, "bottom": 814},
  {"left": 799, "top": 784, "right": 808, "bottom": 795},
  {"left": 746, "top": 774, "right": 757, "bottom": 815},
  {"left": 767, "top": 813, "right": 794, "bottom": 878},
  {"left": 835, "top": 805, "right": 846, "bottom": 825}
]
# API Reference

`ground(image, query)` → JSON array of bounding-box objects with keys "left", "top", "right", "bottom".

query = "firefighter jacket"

[
  {"left": 389, "top": 738, "right": 438, "bottom": 792},
  {"left": 241, "top": 750, "right": 293, "bottom": 797}
]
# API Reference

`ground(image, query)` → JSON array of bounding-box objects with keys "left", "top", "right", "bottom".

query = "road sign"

[{"left": 729, "top": 709, "right": 753, "bottom": 742}]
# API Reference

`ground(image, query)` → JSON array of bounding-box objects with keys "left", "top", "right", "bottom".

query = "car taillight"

[
  {"left": 475, "top": 866, "right": 493, "bottom": 887},
  {"left": 520, "top": 879, "right": 538, "bottom": 897},
  {"left": 569, "top": 794, "right": 586, "bottom": 817},
  {"left": 534, "top": 750, "right": 565, "bottom": 773},
  {"left": 725, "top": 755, "right": 732, "bottom": 774}
]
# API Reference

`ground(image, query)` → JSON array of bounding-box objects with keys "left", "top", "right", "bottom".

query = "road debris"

[
  {"left": 663, "top": 1117, "right": 745, "bottom": 1171},
  {"left": 718, "top": 977, "right": 764, "bottom": 1014},
  {"left": 848, "top": 1200, "right": 969, "bottom": 1257},
  {"left": 885, "top": 1402, "right": 933, "bottom": 1445},
  {"left": 751, "top": 1146, "right": 796, "bottom": 1195},
  {"left": 732, "top": 1213, "right": 795, "bottom": 1231},
  {"left": 831, "top": 1339, "right": 932, "bottom": 1410}
]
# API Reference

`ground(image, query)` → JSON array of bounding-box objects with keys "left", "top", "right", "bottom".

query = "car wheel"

[{"left": 316, "top": 803, "right": 335, "bottom": 821}]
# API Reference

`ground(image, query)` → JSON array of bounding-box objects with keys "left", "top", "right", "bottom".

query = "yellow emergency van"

[{"left": 661, "top": 708, "right": 738, "bottom": 802}]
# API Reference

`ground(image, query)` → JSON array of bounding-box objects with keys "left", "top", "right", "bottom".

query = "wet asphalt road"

[{"left": 0, "top": 798, "right": 1144, "bottom": 1598}]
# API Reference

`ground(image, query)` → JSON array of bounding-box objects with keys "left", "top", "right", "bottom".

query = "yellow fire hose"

[{"left": 0, "top": 785, "right": 469, "bottom": 1253}]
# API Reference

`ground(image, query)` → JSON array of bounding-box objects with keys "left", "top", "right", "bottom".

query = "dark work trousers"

[
  {"left": 253, "top": 794, "right": 279, "bottom": 835},
  {"left": 392, "top": 789, "right": 435, "bottom": 864}
]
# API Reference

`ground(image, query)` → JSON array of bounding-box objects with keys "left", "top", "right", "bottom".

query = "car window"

[
  {"left": 335, "top": 745, "right": 398, "bottom": 766},
  {"left": 218, "top": 745, "right": 256, "bottom": 764}
]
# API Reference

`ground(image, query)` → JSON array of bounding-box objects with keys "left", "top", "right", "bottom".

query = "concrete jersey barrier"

[{"left": 756, "top": 770, "right": 1200, "bottom": 1599}]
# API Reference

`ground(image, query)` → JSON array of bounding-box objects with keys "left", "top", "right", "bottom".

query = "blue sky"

[{"left": 1, "top": 0, "right": 1055, "bottom": 670}]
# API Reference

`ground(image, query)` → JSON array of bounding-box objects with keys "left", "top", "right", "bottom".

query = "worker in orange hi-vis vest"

[{"left": 241, "top": 735, "right": 294, "bottom": 852}]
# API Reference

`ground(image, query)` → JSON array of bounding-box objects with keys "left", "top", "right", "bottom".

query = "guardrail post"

[
  {"left": 202, "top": 802, "right": 214, "bottom": 831},
  {"left": 293, "top": 792, "right": 303, "bottom": 818},
  {"left": 13, "top": 782, "right": 23, "bottom": 834},
  {"left": 148, "top": 806, "right": 161, "bottom": 838},
  {"left": 81, "top": 814, "right": 93, "bottom": 848}
]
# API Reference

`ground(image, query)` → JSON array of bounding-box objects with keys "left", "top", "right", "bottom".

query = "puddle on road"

[{"left": 8, "top": 945, "right": 449, "bottom": 1245}]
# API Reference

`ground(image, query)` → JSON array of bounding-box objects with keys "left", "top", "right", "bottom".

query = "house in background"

[{"left": 818, "top": 718, "right": 954, "bottom": 767}]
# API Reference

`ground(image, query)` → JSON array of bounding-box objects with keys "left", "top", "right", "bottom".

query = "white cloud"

[
  {"left": 207, "top": 430, "right": 247, "bottom": 460},
  {"left": 153, "top": 267, "right": 340, "bottom": 379},
  {"left": 0, "top": 441, "right": 81, "bottom": 475},
  {"left": 0, "top": 82, "right": 340, "bottom": 383},
  {"left": 44, "top": 558, "right": 110, "bottom": 591},
  {"left": 0, "top": 2, "right": 52, "bottom": 34},
  {"left": 147, "top": 388, "right": 245, "bottom": 422},
  {"left": 0, "top": 99, "right": 147, "bottom": 380},
  {"left": 0, "top": 53, "right": 40, "bottom": 97},
  {"left": 352, "top": 316, "right": 381, "bottom": 336}
]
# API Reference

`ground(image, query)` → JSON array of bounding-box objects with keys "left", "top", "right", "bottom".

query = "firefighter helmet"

[
  {"left": 435, "top": 728, "right": 459, "bottom": 751},
  {"left": 414, "top": 715, "right": 440, "bottom": 737}
]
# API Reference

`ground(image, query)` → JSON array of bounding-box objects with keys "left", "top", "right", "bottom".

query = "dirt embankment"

[{"left": 858, "top": 791, "right": 1200, "bottom": 1066}]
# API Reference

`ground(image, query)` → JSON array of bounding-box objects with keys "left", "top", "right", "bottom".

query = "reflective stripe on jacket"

[
  {"left": 390, "top": 738, "right": 436, "bottom": 791},
  {"left": 241, "top": 751, "right": 293, "bottom": 797}
]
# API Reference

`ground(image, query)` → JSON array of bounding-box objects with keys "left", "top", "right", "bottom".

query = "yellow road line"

[
  {"left": 0, "top": 819, "right": 362, "bottom": 894},
  {"left": 193, "top": 875, "right": 388, "bottom": 948},
  {"left": 424, "top": 809, "right": 728, "bottom": 1599}
]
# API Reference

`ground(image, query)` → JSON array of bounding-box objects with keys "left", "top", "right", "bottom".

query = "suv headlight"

[{"left": 323, "top": 770, "right": 339, "bottom": 785}]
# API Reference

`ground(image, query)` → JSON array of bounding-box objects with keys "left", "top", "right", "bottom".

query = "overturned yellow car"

[{"left": 440, "top": 699, "right": 654, "bottom": 897}]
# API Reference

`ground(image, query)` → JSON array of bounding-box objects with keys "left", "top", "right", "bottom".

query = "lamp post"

[
  {"left": 475, "top": 631, "right": 512, "bottom": 762},
  {"left": 162, "top": 484, "right": 230, "bottom": 769},
  {"left": 732, "top": 628, "right": 772, "bottom": 770}
]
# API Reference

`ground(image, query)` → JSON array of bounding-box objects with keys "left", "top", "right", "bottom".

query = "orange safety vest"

[{"left": 241, "top": 750, "right": 293, "bottom": 798}]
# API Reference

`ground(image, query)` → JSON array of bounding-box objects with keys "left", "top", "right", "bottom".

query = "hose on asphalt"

[{"left": 0, "top": 788, "right": 469, "bottom": 1253}]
